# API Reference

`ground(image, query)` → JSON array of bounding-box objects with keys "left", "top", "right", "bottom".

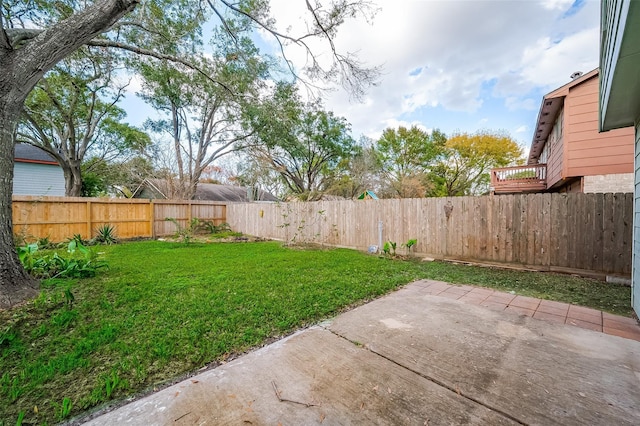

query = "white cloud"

[
  {"left": 120, "top": 72, "right": 143, "bottom": 95},
  {"left": 515, "top": 125, "right": 529, "bottom": 134},
  {"left": 259, "top": 0, "right": 600, "bottom": 138},
  {"left": 541, "top": 0, "right": 575, "bottom": 11},
  {"left": 505, "top": 97, "right": 538, "bottom": 111}
]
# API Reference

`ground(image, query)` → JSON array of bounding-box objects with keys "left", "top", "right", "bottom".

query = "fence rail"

[
  {"left": 227, "top": 193, "right": 633, "bottom": 276},
  {"left": 12, "top": 196, "right": 227, "bottom": 242}
]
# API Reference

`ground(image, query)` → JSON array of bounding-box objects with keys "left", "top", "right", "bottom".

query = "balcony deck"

[{"left": 490, "top": 164, "right": 547, "bottom": 194}]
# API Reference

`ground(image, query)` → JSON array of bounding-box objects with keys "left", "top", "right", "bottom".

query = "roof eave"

[
  {"left": 527, "top": 96, "right": 564, "bottom": 164},
  {"left": 528, "top": 69, "right": 599, "bottom": 164},
  {"left": 600, "top": 0, "right": 640, "bottom": 131}
]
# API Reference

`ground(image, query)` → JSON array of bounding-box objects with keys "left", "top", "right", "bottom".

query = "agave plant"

[{"left": 94, "top": 224, "right": 118, "bottom": 245}]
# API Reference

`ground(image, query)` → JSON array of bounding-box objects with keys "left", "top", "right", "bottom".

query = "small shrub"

[
  {"left": 213, "top": 222, "right": 233, "bottom": 233},
  {"left": 94, "top": 224, "right": 118, "bottom": 245},
  {"left": 382, "top": 241, "right": 399, "bottom": 257},
  {"left": 164, "top": 218, "right": 237, "bottom": 242},
  {"left": 165, "top": 217, "right": 200, "bottom": 243},
  {"left": 66, "top": 233, "right": 90, "bottom": 247},
  {"left": 404, "top": 239, "right": 417, "bottom": 254},
  {"left": 36, "top": 236, "right": 55, "bottom": 249}
]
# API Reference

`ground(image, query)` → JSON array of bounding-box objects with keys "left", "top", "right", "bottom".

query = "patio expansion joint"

[{"left": 324, "top": 326, "right": 529, "bottom": 426}]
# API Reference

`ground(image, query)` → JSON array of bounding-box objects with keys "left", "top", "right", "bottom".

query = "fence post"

[
  {"left": 86, "top": 200, "right": 92, "bottom": 239},
  {"left": 149, "top": 200, "right": 155, "bottom": 239}
]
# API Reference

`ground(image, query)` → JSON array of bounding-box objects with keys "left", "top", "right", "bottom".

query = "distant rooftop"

[
  {"left": 138, "top": 179, "right": 279, "bottom": 202},
  {"left": 14, "top": 144, "right": 58, "bottom": 165}
]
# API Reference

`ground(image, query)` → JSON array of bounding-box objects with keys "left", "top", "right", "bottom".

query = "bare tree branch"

[
  {"left": 86, "top": 38, "right": 234, "bottom": 95},
  {"left": 207, "top": 0, "right": 238, "bottom": 45},
  {"left": 113, "top": 20, "right": 172, "bottom": 43},
  {"left": 4, "top": 28, "right": 41, "bottom": 48}
]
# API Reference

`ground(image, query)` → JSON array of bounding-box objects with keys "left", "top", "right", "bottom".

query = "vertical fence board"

[
  {"left": 512, "top": 195, "right": 522, "bottom": 264},
  {"left": 602, "top": 193, "right": 615, "bottom": 271},
  {"left": 616, "top": 193, "right": 631, "bottom": 274},
  {"left": 540, "top": 193, "right": 551, "bottom": 268}
]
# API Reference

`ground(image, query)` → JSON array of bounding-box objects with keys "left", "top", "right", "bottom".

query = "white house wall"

[{"left": 13, "top": 162, "right": 65, "bottom": 196}]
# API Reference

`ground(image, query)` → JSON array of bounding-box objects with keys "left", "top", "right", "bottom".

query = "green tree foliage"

[
  {"left": 138, "top": 33, "right": 270, "bottom": 199},
  {"left": 245, "top": 84, "right": 357, "bottom": 200},
  {"left": 429, "top": 130, "right": 524, "bottom": 196},
  {"left": 326, "top": 139, "right": 382, "bottom": 199},
  {"left": 234, "top": 155, "right": 287, "bottom": 200},
  {"left": 17, "top": 50, "right": 151, "bottom": 196},
  {"left": 375, "top": 126, "right": 447, "bottom": 198},
  {"left": 81, "top": 156, "right": 155, "bottom": 197}
]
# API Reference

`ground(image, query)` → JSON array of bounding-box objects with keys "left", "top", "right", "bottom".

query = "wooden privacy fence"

[
  {"left": 227, "top": 193, "right": 633, "bottom": 276},
  {"left": 12, "top": 196, "right": 227, "bottom": 242}
]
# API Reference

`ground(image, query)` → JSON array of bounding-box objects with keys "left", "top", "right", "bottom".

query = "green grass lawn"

[{"left": 0, "top": 240, "right": 632, "bottom": 424}]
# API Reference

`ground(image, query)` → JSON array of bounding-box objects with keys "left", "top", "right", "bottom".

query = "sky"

[{"left": 122, "top": 0, "right": 600, "bottom": 152}]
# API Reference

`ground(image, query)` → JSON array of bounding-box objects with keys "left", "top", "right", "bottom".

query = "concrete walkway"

[{"left": 83, "top": 281, "right": 640, "bottom": 425}]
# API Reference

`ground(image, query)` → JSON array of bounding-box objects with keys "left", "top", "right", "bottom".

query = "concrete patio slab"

[{"left": 82, "top": 282, "right": 640, "bottom": 425}]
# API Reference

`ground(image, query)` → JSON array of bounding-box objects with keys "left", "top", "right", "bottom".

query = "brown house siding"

[{"left": 565, "top": 76, "right": 634, "bottom": 178}]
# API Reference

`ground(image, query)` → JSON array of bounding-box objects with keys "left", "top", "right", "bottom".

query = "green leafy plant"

[
  {"left": 165, "top": 217, "right": 201, "bottom": 243},
  {"left": 36, "top": 236, "right": 54, "bottom": 249},
  {"left": 213, "top": 222, "right": 233, "bottom": 234},
  {"left": 382, "top": 241, "right": 398, "bottom": 257},
  {"left": 94, "top": 224, "right": 118, "bottom": 245},
  {"left": 404, "top": 239, "right": 417, "bottom": 254},
  {"left": 67, "top": 233, "right": 89, "bottom": 247},
  {"left": 198, "top": 221, "right": 240, "bottom": 237},
  {"left": 17, "top": 241, "right": 108, "bottom": 279},
  {"left": 382, "top": 241, "right": 391, "bottom": 256},
  {"left": 17, "top": 243, "right": 39, "bottom": 272}
]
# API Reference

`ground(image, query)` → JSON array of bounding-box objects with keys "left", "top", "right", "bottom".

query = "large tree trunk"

[
  {"left": 0, "top": 59, "right": 39, "bottom": 308},
  {"left": 62, "top": 162, "right": 84, "bottom": 197},
  {"left": 0, "top": 0, "right": 140, "bottom": 308}
]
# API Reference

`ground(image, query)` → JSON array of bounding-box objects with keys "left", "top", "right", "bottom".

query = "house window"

[
  {"left": 540, "top": 144, "right": 548, "bottom": 164},
  {"left": 554, "top": 110, "right": 564, "bottom": 140}
]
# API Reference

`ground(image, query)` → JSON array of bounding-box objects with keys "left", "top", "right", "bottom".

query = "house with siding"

[
  {"left": 491, "top": 69, "right": 635, "bottom": 194},
  {"left": 599, "top": 0, "right": 640, "bottom": 317},
  {"left": 13, "top": 144, "right": 65, "bottom": 196}
]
